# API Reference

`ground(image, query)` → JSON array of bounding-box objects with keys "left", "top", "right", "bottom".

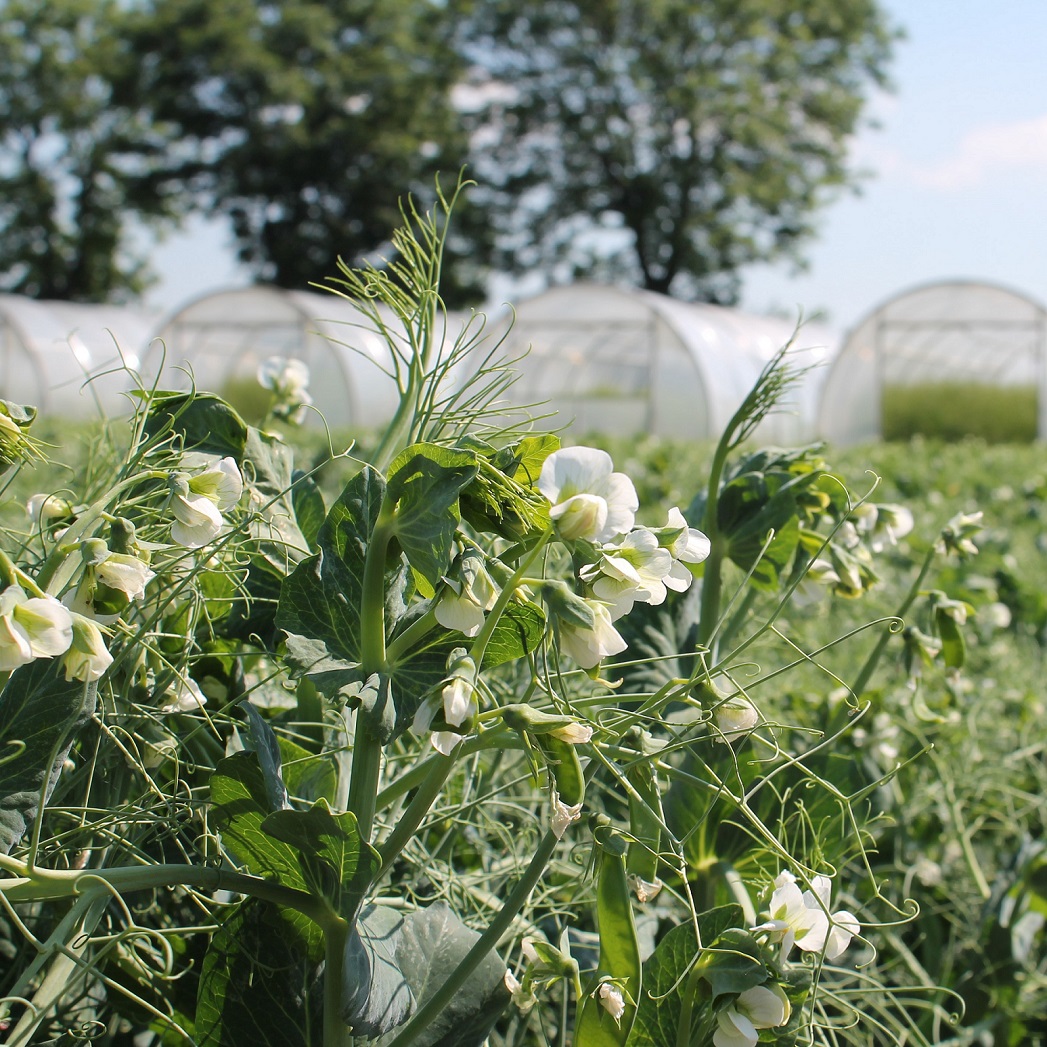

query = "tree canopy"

[
  {"left": 0, "top": 0, "right": 169, "bottom": 301},
  {"left": 0, "top": 0, "right": 895, "bottom": 306},
  {"left": 116, "top": 0, "right": 481, "bottom": 297},
  {"left": 459, "top": 0, "right": 896, "bottom": 302}
]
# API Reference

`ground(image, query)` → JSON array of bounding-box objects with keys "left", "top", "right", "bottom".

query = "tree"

[
  {"left": 457, "top": 0, "right": 897, "bottom": 303},
  {"left": 118, "top": 0, "right": 486, "bottom": 302},
  {"left": 0, "top": 0, "right": 171, "bottom": 301}
]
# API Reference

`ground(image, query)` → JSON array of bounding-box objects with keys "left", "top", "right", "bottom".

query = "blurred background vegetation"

[{"left": 0, "top": 0, "right": 895, "bottom": 307}]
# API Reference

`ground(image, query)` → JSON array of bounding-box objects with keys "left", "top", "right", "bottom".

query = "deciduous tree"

[{"left": 458, "top": 0, "right": 896, "bottom": 302}]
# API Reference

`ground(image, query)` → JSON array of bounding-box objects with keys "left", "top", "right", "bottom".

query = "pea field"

[{"left": 1, "top": 209, "right": 1045, "bottom": 1047}]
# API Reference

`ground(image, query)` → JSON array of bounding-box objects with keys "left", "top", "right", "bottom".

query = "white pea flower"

[
  {"left": 442, "top": 674, "right": 476, "bottom": 729},
  {"left": 714, "top": 696, "right": 760, "bottom": 742},
  {"left": 95, "top": 552, "right": 155, "bottom": 602},
  {"left": 434, "top": 555, "right": 500, "bottom": 637},
  {"left": 658, "top": 507, "right": 711, "bottom": 591},
  {"left": 63, "top": 615, "right": 113, "bottom": 683},
  {"left": 550, "top": 788, "right": 583, "bottom": 839},
  {"left": 27, "top": 493, "right": 75, "bottom": 527},
  {"left": 559, "top": 599, "right": 627, "bottom": 669},
  {"left": 596, "top": 981, "right": 626, "bottom": 1025},
  {"left": 170, "top": 457, "right": 243, "bottom": 548},
  {"left": 752, "top": 871, "right": 859, "bottom": 962},
  {"left": 258, "top": 356, "right": 312, "bottom": 423},
  {"left": 161, "top": 677, "right": 208, "bottom": 714},
  {"left": 852, "top": 503, "right": 914, "bottom": 553},
  {"left": 713, "top": 984, "right": 791, "bottom": 1047},
  {"left": 0, "top": 585, "right": 74, "bottom": 671},
  {"left": 429, "top": 731, "right": 463, "bottom": 756},
  {"left": 549, "top": 722, "right": 593, "bottom": 744},
  {"left": 538, "top": 447, "right": 638, "bottom": 543},
  {"left": 580, "top": 527, "right": 673, "bottom": 619}
]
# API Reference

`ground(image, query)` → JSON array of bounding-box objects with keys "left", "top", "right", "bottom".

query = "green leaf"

[
  {"left": 196, "top": 899, "right": 320, "bottom": 1047},
  {"left": 262, "top": 801, "right": 379, "bottom": 917},
  {"left": 386, "top": 444, "right": 477, "bottom": 591},
  {"left": 374, "top": 902, "right": 509, "bottom": 1047},
  {"left": 628, "top": 908, "right": 746, "bottom": 1047},
  {"left": 278, "top": 736, "right": 338, "bottom": 807},
  {"left": 0, "top": 660, "right": 97, "bottom": 855},
  {"left": 482, "top": 599, "right": 546, "bottom": 668},
  {"left": 141, "top": 391, "right": 249, "bottom": 459},
  {"left": 701, "top": 928, "right": 766, "bottom": 999},
  {"left": 210, "top": 752, "right": 311, "bottom": 889},
  {"left": 277, "top": 465, "right": 386, "bottom": 671},
  {"left": 239, "top": 700, "right": 291, "bottom": 813},
  {"left": 242, "top": 427, "right": 312, "bottom": 568},
  {"left": 292, "top": 469, "right": 326, "bottom": 550},
  {"left": 343, "top": 904, "right": 415, "bottom": 1037}
]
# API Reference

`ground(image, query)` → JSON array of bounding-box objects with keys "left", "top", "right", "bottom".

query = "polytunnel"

[
  {"left": 0, "top": 294, "right": 156, "bottom": 417},
  {"left": 487, "top": 284, "right": 838, "bottom": 443},
  {"left": 145, "top": 286, "right": 472, "bottom": 431},
  {"left": 818, "top": 280, "right": 1047, "bottom": 444}
]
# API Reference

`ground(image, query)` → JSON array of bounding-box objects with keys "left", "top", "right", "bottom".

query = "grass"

[{"left": 882, "top": 381, "right": 1039, "bottom": 442}]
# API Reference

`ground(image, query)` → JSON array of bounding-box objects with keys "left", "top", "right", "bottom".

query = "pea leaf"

[
  {"left": 0, "top": 660, "right": 97, "bottom": 855},
  {"left": 628, "top": 908, "right": 748, "bottom": 1047},
  {"left": 342, "top": 904, "right": 415, "bottom": 1037},
  {"left": 242, "top": 427, "right": 312, "bottom": 568},
  {"left": 140, "top": 391, "right": 249, "bottom": 459},
  {"left": 262, "top": 801, "right": 378, "bottom": 917},
  {"left": 374, "top": 902, "right": 509, "bottom": 1047},
  {"left": 277, "top": 464, "right": 386, "bottom": 670},
  {"left": 196, "top": 899, "right": 320, "bottom": 1047},
  {"left": 386, "top": 444, "right": 477, "bottom": 591},
  {"left": 239, "top": 700, "right": 291, "bottom": 813}
]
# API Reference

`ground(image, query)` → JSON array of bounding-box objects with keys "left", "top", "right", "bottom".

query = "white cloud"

[{"left": 911, "top": 113, "right": 1047, "bottom": 189}]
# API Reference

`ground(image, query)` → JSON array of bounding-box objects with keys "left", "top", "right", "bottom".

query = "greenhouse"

[
  {"left": 818, "top": 280, "right": 1047, "bottom": 444},
  {"left": 145, "top": 285, "right": 472, "bottom": 430},
  {"left": 0, "top": 294, "right": 156, "bottom": 417},
  {"left": 488, "top": 283, "right": 838, "bottom": 442}
]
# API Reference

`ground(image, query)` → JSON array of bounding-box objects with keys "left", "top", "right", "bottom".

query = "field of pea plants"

[{"left": 1, "top": 197, "right": 1045, "bottom": 1047}]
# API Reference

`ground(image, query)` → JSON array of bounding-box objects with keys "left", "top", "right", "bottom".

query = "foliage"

[
  {"left": 0, "top": 193, "right": 1028, "bottom": 1047},
  {"left": 882, "top": 381, "right": 1039, "bottom": 442},
  {"left": 458, "top": 0, "right": 897, "bottom": 301},
  {"left": 0, "top": 0, "right": 170, "bottom": 301},
  {"left": 114, "top": 0, "right": 486, "bottom": 304}
]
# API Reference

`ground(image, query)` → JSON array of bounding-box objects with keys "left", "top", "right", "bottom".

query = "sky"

[{"left": 145, "top": 1, "right": 1047, "bottom": 335}]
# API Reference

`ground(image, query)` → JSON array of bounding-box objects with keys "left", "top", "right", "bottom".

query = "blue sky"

[{"left": 146, "top": 2, "right": 1047, "bottom": 332}]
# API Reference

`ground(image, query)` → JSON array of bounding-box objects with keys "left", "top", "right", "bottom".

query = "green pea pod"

[
  {"left": 575, "top": 831, "right": 642, "bottom": 1046},
  {"left": 935, "top": 607, "right": 966, "bottom": 669},
  {"left": 536, "top": 733, "right": 585, "bottom": 807},
  {"left": 626, "top": 759, "right": 663, "bottom": 893},
  {"left": 501, "top": 703, "right": 578, "bottom": 735}
]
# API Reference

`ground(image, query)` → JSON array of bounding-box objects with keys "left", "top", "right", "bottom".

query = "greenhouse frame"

[
  {"left": 144, "top": 285, "right": 486, "bottom": 431},
  {"left": 818, "top": 280, "right": 1047, "bottom": 444},
  {"left": 0, "top": 294, "right": 156, "bottom": 417},
  {"left": 489, "top": 284, "right": 838, "bottom": 443}
]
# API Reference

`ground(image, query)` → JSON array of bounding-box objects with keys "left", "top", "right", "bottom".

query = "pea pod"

[
  {"left": 536, "top": 732, "right": 585, "bottom": 807},
  {"left": 575, "top": 828, "right": 642, "bottom": 1045},
  {"left": 626, "top": 757, "right": 664, "bottom": 899}
]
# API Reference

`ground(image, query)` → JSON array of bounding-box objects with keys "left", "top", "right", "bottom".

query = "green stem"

[
  {"left": 385, "top": 606, "right": 439, "bottom": 665},
  {"left": 375, "top": 753, "right": 454, "bottom": 880},
  {"left": 696, "top": 424, "right": 732, "bottom": 653},
  {"left": 0, "top": 857, "right": 326, "bottom": 924},
  {"left": 324, "top": 915, "right": 351, "bottom": 1047},
  {"left": 849, "top": 544, "right": 937, "bottom": 700},
  {"left": 384, "top": 830, "right": 560, "bottom": 1047}
]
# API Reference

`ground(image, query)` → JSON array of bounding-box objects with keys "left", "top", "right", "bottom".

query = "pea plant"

[{"left": 0, "top": 193, "right": 972, "bottom": 1046}]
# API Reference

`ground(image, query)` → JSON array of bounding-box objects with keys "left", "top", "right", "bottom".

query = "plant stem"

[
  {"left": 375, "top": 753, "right": 454, "bottom": 880},
  {"left": 0, "top": 856, "right": 325, "bottom": 924},
  {"left": 324, "top": 914, "right": 351, "bottom": 1047},
  {"left": 348, "top": 502, "right": 396, "bottom": 842},
  {"left": 384, "top": 830, "right": 560, "bottom": 1047}
]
